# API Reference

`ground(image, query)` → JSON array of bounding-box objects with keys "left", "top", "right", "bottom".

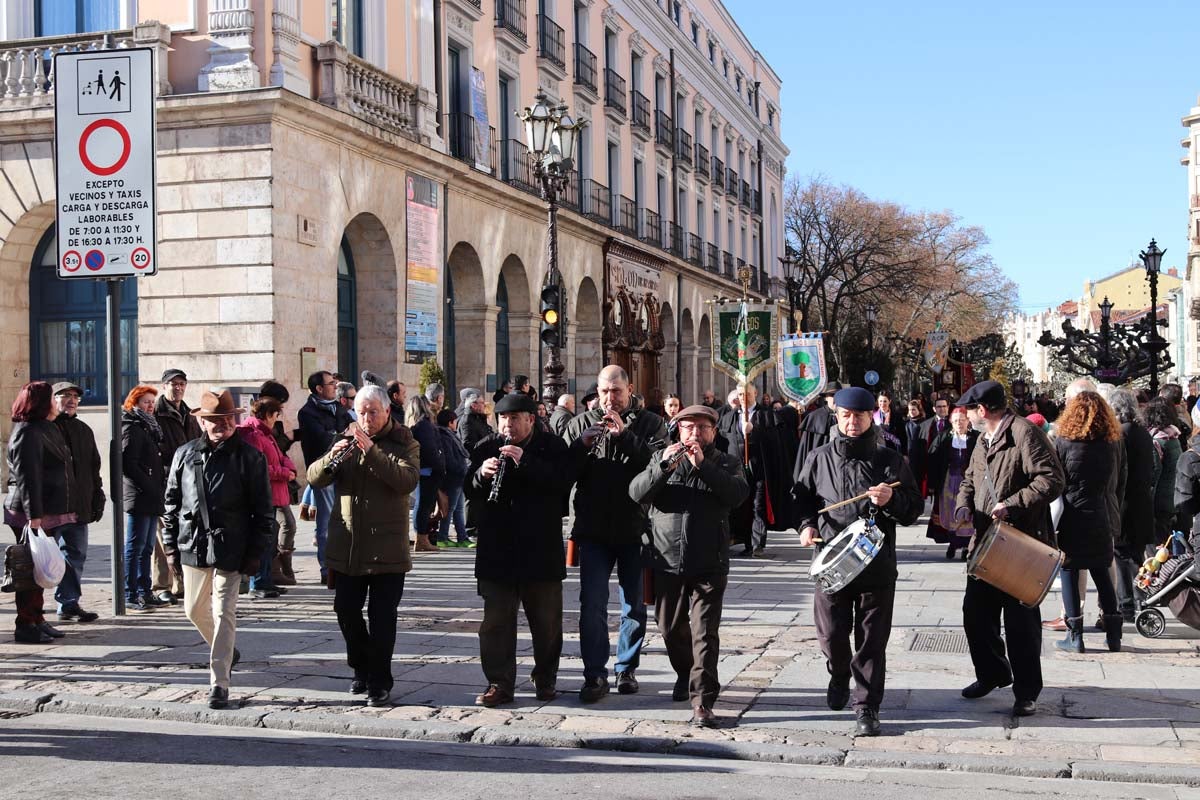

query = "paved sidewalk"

[{"left": 2, "top": 510, "right": 1199, "bottom": 786}]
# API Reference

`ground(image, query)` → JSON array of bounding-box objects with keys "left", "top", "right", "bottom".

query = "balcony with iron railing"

[
  {"left": 573, "top": 42, "right": 596, "bottom": 93},
  {"left": 495, "top": 0, "right": 528, "bottom": 42},
  {"left": 726, "top": 168, "right": 738, "bottom": 197},
  {"left": 668, "top": 223, "right": 685, "bottom": 258},
  {"left": 741, "top": 180, "right": 752, "bottom": 210},
  {"left": 760, "top": 268, "right": 769, "bottom": 293},
  {"left": 537, "top": 14, "right": 565, "bottom": 69},
  {"left": 687, "top": 233, "right": 702, "bottom": 265},
  {"left": 630, "top": 90, "right": 651, "bottom": 136},
  {"left": 639, "top": 208, "right": 662, "bottom": 246},
  {"left": 581, "top": 178, "right": 612, "bottom": 225},
  {"left": 618, "top": 196, "right": 638, "bottom": 236},
  {"left": 675, "top": 129, "right": 693, "bottom": 168},
  {"left": 695, "top": 143, "right": 710, "bottom": 180},
  {"left": 655, "top": 110, "right": 674, "bottom": 149},
  {"left": 499, "top": 139, "right": 535, "bottom": 190},
  {"left": 604, "top": 68, "right": 627, "bottom": 117},
  {"left": 445, "top": 112, "right": 498, "bottom": 173},
  {"left": 711, "top": 157, "right": 725, "bottom": 193},
  {"left": 723, "top": 251, "right": 735, "bottom": 277},
  {"left": 705, "top": 244, "right": 719, "bottom": 273},
  {"left": 752, "top": 189, "right": 762, "bottom": 216}
]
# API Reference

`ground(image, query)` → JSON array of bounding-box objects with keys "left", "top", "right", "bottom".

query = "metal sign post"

[{"left": 54, "top": 46, "right": 157, "bottom": 615}]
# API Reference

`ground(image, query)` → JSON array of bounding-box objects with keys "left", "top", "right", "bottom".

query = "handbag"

[
  {"left": 28, "top": 526, "right": 66, "bottom": 589},
  {"left": 1, "top": 541, "right": 37, "bottom": 593}
]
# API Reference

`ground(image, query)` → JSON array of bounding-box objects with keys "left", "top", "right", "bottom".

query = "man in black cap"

[
  {"left": 51, "top": 381, "right": 104, "bottom": 622},
  {"left": 152, "top": 367, "right": 201, "bottom": 604},
  {"left": 793, "top": 386, "right": 922, "bottom": 736},
  {"left": 630, "top": 404, "right": 749, "bottom": 727},
  {"left": 468, "top": 392, "right": 572, "bottom": 707},
  {"left": 954, "top": 380, "right": 1063, "bottom": 718}
]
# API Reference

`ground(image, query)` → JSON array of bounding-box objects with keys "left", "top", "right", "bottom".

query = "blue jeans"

[
  {"left": 249, "top": 510, "right": 281, "bottom": 591},
  {"left": 54, "top": 522, "right": 89, "bottom": 611},
  {"left": 313, "top": 484, "right": 334, "bottom": 577},
  {"left": 578, "top": 539, "right": 646, "bottom": 680},
  {"left": 124, "top": 514, "right": 156, "bottom": 602},
  {"left": 438, "top": 484, "right": 467, "bottom": 543}
]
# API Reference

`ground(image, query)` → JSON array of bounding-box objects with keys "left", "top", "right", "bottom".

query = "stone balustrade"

[{"left": 316, "top": 41, "right": 427, "bottom": 145}]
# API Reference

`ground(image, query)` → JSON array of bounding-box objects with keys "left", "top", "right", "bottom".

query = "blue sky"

[{"left": 727, "top": 0, "right": 1196, "bottom": 310}]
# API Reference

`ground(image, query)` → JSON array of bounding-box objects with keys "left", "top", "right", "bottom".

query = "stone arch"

[
  {"left": 497, "top": 254, "right": 534, "bottom": 388},
  {"left": 575, "top": 276, "right": 603, "bottom": 390},
  {"left": 342, "top": 212, "right": 397, "bottom": 381},
  {"left": 659, "top": 301, "right": 676, "bottom": 396},
  {"left": 697, "top": 313, "right": 713, "bottom": 401},
  {"left": 448, "top": 241, "right": 488, "bottom": 393},
  {"left": 680, "top": 308, "right": 695, "bottom": 403}
]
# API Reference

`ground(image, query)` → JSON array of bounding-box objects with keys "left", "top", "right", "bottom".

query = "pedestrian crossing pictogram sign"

[{"left": 54, "top": 48, "right": 156, "bottom": 279}]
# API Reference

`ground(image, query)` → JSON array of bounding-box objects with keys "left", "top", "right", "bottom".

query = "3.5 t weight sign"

[{"left": 54, "top": 48, "right": 157, "bottom": 278}]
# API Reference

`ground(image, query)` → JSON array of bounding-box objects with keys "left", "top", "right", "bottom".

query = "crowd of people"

[{"left": 4, "top": 366, "right": 1199, "bottom": 734}]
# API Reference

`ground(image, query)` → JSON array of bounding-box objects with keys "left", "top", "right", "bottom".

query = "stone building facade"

[{"left": 0, "top": 0, "right": 786, "bottom": 463}]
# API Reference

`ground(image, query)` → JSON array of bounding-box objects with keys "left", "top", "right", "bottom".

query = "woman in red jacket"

[{"left": 237, "top": 397, "right": 296, "bottom": 598}]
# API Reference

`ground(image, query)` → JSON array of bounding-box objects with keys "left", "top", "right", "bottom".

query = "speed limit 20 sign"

[{"left": 53, "top": 47, "right": 157, "bottom": 279}]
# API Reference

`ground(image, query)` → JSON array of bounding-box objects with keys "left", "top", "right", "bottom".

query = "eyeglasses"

[
  {"left": 323, "top": 381, "right": 338, "bottom": 387},
  {"left": 168, "top": 380, "right": 187, "bottom": 389},
  {"left": 677, "top": 422, "right": 714, "bottom": 432}
]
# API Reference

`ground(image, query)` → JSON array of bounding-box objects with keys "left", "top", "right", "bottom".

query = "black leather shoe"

[
  {"left": 350, "top": 678, "right": 367, "bottom": 695},
  {"left": 58, "top": 605, "right": 100, "bottom": 622},
  {"left": 826, "top": 677, "right": 851, "bottom": 711},
  {"left": 961, "top": 679, "right": 1010, "bottom": 699},
  {"left": 672, "top": 677, "right": 689, "bottom": 702},
  {"left": 366, "top": 688, "right": 391, "bottom": 708},
  {"left": 1012, "top": 699, "right": 1036, "bottom": 717},
  {"left": 250, "top": 588, "right": 280, "bottom": 599},
  {"left": 690, "top": 706, "right": 718, "bottom": 728},
  {"left": 231, "top": 647, "right": 241, "bottom": 669},
  {"left": 38, "top": 622, "right": 65, "bottom": 639},
  {"left": 855, "top": 707, "right": 881, "bottom": 736},
  {"left": 579, "top": 677, "right": 610, "bottom": 703},
  {"left": 154, "top": 591, "right": 178, "bottom": 606},
  {"left": 535, "top": 684, "right": 558, "bottom": 702},
  {"left": 208, "top": 686, "right": 229, "bottom": 709},
  {"left": 14, "top": 624, "right": 52, "bottom": 644},
  {"left": 616, "top": 670, "right": 639, "bottom": 695},
  {"left": 143, "top": 593, "right": 169, "bottom": 608}
]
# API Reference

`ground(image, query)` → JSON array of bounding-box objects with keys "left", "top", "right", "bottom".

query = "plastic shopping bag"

[{"left": 28, "top": 526, "right": 66, "bottom": 589}]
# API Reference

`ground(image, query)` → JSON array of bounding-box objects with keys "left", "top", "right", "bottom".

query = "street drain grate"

[
  {"left": 909, "top": 632, "right": 970, "bottom": 654},
  {"left": 0, "top": 710, "right": 31, "bottom": 720}
]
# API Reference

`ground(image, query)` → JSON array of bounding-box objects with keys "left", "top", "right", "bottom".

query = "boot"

[
  {"left": 1103, "top": 614, "right": 1123, "bottom": 652},
  {"left": 275, "top": 551, "right": 297, "bottom": 586},
  {"left": 1056, "top": 615, "right": 1085, "bottom": 653},
  {"left": 415, "top": 534, "right": 439, "bottom": 552},
  {"left": 271, "top": 553, "right": 290, "bottom": 586}
]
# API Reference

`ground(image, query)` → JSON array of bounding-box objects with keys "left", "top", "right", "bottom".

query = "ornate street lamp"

[
  {"left": 1038, "top": 289, "right": 1172, "bottom": 385},
  {"left": 778, "top": 248, "right": 799, "bottom": 333},
  {"left": 865, "top": 302, "right": 879, "bottom": 353},
  {"left": 519, "top": 90, "right": 587, "bottom": 400},
  {"left": 1139, "top": 238, "right": 1168, "bottom": 394}
]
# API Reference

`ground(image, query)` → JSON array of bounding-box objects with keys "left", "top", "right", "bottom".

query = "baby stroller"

[{"left": 1134, "top": 533, "right": 1200, "bottom": 638}]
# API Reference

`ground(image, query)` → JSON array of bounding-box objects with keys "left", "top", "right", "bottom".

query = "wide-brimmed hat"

[{"left": 190, "top": 389, "right": 245, "bottom": 418}]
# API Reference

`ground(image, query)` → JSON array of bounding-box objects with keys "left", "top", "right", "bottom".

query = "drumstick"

[{"left": 818, "top": 482, "right": 902, "bottom": 514}]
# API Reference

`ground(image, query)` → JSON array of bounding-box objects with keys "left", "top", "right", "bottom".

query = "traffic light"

[{"left": 540, "top": 284, "right": 564, "bottom": 348}]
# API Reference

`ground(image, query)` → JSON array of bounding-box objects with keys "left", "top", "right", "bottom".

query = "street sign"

[
  {"left": 864, "top": 370, "right": 880, "bottom": 386},
  {"left": 54, "top": 47, "right": 156, "bottom": 278}
]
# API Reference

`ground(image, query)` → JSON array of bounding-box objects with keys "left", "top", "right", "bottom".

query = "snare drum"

[
  {"left": 966, "top": 520, "right": 1063, "bottom": 608},
  {"left": 809, "top": 518, "right": 886, "bottom": 595}
]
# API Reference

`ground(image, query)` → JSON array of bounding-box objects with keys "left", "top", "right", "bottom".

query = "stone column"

[
  {"left": 416, "top": 0, "right": 440, "bottom": 146},
  {"left": 133, "top": 21, "right": 173, "bottom": 96},
  {"left": 451, "top": 304, "right": 499, "bottom": 394},
  {"left": 507, "top": 311, "right": 541, "bottom": 388},
  {"left": 269, "top": 0, "right": 309, "bottom": 94},
  {"left": 199, "top": 0, "right": 260, "bottom": 92}
]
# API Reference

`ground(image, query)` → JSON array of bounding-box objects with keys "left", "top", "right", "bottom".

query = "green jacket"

[{"left": 307, "top": 419, "right": 421, "bottom": 576}]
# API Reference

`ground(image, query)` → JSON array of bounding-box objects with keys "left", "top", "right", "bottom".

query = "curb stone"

[
  {"left": 42, "top": 693, "right": 267, "bottom": 729},
  {"left": 674, "top": 740, "right": 845, "bottom": 766},
  {"left": 1071, "top": 761, "right": 1200, "bottom": 788},
  {"left": 576, "top": 733, "right": 678, "bottom": 754},
  {"left": 843, "top": 750, "right": 1072, "bottom": 779},
  {"left": 0, "top": 690, "right": 54, "bottom": 713},
  {"left": 471, "top": 725, "right": 585, "bottom": 749}
]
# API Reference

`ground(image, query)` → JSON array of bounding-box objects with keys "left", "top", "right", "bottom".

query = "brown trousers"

[
  {"left": 653, "top": 571, "right": 727, "bottom": 710},
  {"left": 477, "top": 579, "right": 563, "bottom": 693}
]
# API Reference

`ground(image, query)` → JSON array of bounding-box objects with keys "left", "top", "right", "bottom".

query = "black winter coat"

[
  {"left": 55, "top": 413, "right": 104, "bottom": 522},
  {"left": 1118, "top": 421, "right": 1159, "bottom": 551},
  {"left": 1173, "top": 442, "right": 1200, "bottom": 552},
  {"left": 298, "top": 394, "right": 352, "bottom": 466},
  {"left": 629, "top": 443, "right": 750, "bottom": 577},
  {"left": 122, "top": 411, "right": 165, "bottom": 516},
  {"left": 718, "top": 403, "right": 792, "bottom": 528},
  {"left": 563, "top": 407, "right": 669, "bottom": 547},
  {"left": 458, "top": 411, "right": 493, "bottom": 453},
  {"left": 438, "top": 426, "right": 470, "bottom": 487},
  {"left": 154, "top": 394, "right": 200, "bottom": 473},
  {"left": 410, "top": 417, "right": 446, "bottom": 482},
  {"left": 1054, "top": 437, "right": 1120, "bottom": 569},
  {"left": 793, "top": 426, "right": 922, "bottom": 590},
  {"left": 468, "top": 429, "right": 571, "bottom": 583},
  {"left": 162, "top": 431, "right": 274, "bottom": 572},
  {"left": 792, "top": 405, "right": 835, "bottom": 489},
  {"left": 4, "top": 419, "right": 73, "bottom": 521}
]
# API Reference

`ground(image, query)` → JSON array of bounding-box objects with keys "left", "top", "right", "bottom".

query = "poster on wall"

[
  {"left": 469, "top": 68, "right": 491, "bottom": 173},
  {"left": 404, "top": 173, "right": 441, "bottom": 365}
]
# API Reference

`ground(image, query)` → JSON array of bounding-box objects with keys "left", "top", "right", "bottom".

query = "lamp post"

[
  {"left": 1099, "top": 294, "right": 1114, "bottom": 367},
  {"left": 519, "top": 90, "right": 586, "bottom": 401},
  {"left": 1140, "top": 238, "right": 1168, "bottom": 395},
  {"left": 779, "top": 248, "right": 799, "bottom": 333},
  {"left": 865, "top": 302, "right": 878, "bottom": 353}
]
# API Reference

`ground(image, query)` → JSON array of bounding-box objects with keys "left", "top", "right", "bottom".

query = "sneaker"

[
  {"left": 366, "top": 688, "right": 391, "bottom": 708},
  {"left": 208, "top": 685, "right": 229, "bottom": 709},
  {"left": 616, "top": 670, "right": 639, "bottom": 695},
  {"left": 58, "top": 605, "right": 100, "bottom": 623},
  {"left": 127, "top": 598, "right": 152, "bottom": 613},
  {"left": 579, "top": 677, "right": 609, "bottom": 703},
  {"left": 855, "top": 707, "right": 881, "bottom": 736},
  {"left": 476, "top": 684, "right": 514, "bottom": 707},
  {"left": 143, "top": 593, "right": 169, "bottom": 608},
  {"left": 155, "top": 590, "right": 178, "bottom": 606}
]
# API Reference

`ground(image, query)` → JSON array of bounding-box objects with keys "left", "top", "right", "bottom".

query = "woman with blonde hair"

[{"left": 1052, "top": 391, "right": 1124, "bottom": 653}]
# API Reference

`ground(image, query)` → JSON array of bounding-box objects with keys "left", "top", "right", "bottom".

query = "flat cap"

[
  {"left": 675, "top": 404, "right": 718, "bottom": 424},
  {"left": 834, "top": 387, "right": 876, "bottom": 412},
  {"left": 494, "top": 393, "right": 538, "bottom": 415},
  {"left": 52, "top": 381, "right": 83, "bottom": 397},
  {"left": 956, "top": 380, "right": 1005, "bottom": 409},
  {"left": 161, "top": 368, "right": 187, "bottom": 384}
]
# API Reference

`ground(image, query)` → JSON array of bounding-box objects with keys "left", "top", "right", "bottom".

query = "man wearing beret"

[
  {"left": 793, "top": 386, "right": 922, "bottom": 736},
  {"left": 630, "top": 405, "right": 749, "bottom": 727},
  {"left": 51, "top": 382, "right": 105, "bottom": 622},
  {"left": 954, "top": 380, "right": 1064, "bottom": 718},
  {"left": 468, "top": 392, "right": 572, "bottom": 707}
]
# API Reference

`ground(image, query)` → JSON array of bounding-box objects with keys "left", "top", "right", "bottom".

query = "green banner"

[{"left": 711, "top": 301, "right": 779, "bottom": 384}]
